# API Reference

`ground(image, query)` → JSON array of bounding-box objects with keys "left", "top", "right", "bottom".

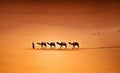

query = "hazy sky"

[{"left": 0, "top": 0, "right": 120, "bottom": 48}]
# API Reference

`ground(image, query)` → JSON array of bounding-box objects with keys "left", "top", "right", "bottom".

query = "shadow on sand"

[
  {"left": 27, "top": 48, "right": 80, "bottom": 51},
  {"left": 26, "top": 46, "right": 120, "bottom": 51}
]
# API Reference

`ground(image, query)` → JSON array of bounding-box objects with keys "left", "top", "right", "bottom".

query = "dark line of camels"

[{"left": 32, "top": 42, "right": 79, "bottom": 49}]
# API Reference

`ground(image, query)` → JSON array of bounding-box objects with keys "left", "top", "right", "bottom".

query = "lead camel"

[{"left": 37, "top": 42, "right": 47, "bottom": 49}]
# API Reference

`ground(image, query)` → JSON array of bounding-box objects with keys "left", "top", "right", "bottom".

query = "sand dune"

[{"left": 0, "top": 47, "right": 120, "bottom": 73}]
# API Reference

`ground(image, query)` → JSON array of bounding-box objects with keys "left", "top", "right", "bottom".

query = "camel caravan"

[{"left": 32, "top": 42, "right": 79, "bottom": 50}]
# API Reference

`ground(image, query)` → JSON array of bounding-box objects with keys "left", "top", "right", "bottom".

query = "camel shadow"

[{"left": 29, "top": 48, "right": 80, "bottom": 51}]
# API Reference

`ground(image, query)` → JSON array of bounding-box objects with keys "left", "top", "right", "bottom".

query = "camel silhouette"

[
  {"left": 47, "top": 42, "right": 56, "bottom": 48},
  {"left": 56, "top": 42, "right": 67, "bottom": 48},
  {"left": 37, "top": 42, "right": 47, "bottom": 48},
  {"left": 69, "top": 42, "right": 79, "bottom": 48}
]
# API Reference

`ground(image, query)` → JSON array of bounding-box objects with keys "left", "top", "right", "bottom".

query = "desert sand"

[{"left": 0, "top": 47, "right": 120, "bottom": 73}]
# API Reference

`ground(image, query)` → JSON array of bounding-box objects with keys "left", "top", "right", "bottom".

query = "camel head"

[
  {"left": 56, "top": 42, "right": 60, "bottom": 44},
  {"left": 37, "top": 42, "right": 40, "bottom": 45},
  {"left": 47, "top": 42, "right": 49, "bottom": 44},
  {"left": 68, "top": 42, "right": 72, "bottom": 44}
]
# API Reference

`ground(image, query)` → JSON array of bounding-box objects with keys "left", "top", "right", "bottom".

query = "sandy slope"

[{"left": 0, "top": 47, "right": 120, "bottom": 73}]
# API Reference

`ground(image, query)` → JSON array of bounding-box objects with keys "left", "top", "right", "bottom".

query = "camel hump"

[
  {"left": 61, "top": 42, "right": 66, "bottom": 44},
  {"left": 73, "top": 41, "right": 77, "bottom": 43},
  {"left": 51, "top": 42, "right": 55, "bottom": 44}
]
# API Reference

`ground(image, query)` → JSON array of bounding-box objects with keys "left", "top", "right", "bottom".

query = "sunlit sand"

[{"left": 0, "top": 47, "right": 120, "bottom": 73}]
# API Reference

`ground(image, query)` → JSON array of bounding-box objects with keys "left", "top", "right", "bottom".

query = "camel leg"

[
  {"left": 41, "top": 45, "right": 43, "bottom": 49},
  {"left": 61, "top": 45, "right": 62, "bottom": 48},
  {"left": 73, "top": 45, "right": 75, "bottom": 49},
  {"left": 60, "top": 45, "right": 62, "bottom": 49},
  {"left": 50, "top": 45, "right": 52, "bottom": 48},
  {"left": 45, "top": 45, "right": 47, "bottom": 49},
  {"left": 52, "top": 45, "right": 55, "bottom": 49},
  {"left": 65, "top": 45, "right": 67, "bottom": 49},
  {"left": 77, "top": 45, "right": 79, "bottom": 49}
]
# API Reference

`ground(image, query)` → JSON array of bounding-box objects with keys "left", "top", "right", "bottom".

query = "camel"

[
  {"left": 56, "top": 42, "right": 67, "bottom": 48},
  {"left": 37, "top": 42, "right": 47, "bottom": 48},
  {"left": 69, "top": 42, "right": 79, "bottom": 48},
  {"left": 47, "top": 42, "right": 56, "bottom": 48}
]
